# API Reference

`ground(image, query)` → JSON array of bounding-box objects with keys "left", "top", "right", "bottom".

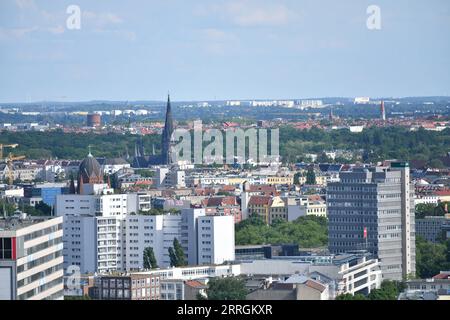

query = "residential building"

[
  {"left": 89, "top": 273, "right": 160, "bottom": 300},
  {"left": 287, "top": 195, "right": 327, "bottom": 221},
  {"left": 0, "top": 215, "right": 64, "bottom": 300}
]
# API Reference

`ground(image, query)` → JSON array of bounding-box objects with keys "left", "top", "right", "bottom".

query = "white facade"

[
  {"left": 124, "top": 208, "right": 235, "bottom": 271},
  {"left": 56, "top": 192, "right": 136, "bottom": 274},
  {"left": 0, "top": 216, "right": 64, "bottom": 300},
  {"left": 197, "top": 215, "right": 235, "bottom": 265}
]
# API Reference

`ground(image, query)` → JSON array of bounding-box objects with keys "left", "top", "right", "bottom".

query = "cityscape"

[{"left": 0, "top": 0, "right": 450, "bottom": 311}]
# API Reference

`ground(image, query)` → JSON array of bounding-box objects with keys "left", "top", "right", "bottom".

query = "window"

[{"left": 0, "top": 238, "right": 12, "bottom": 259}]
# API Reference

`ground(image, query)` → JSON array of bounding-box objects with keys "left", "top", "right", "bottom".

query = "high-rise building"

[
  {"left": 161, "top": 94, "right": 174, "bottom": 165},
  {"left": 327, "top": 162, "right": 416, "bottom": 280},
  {"left": 0, "top": 215, "right": 64, "bottom": 300}
]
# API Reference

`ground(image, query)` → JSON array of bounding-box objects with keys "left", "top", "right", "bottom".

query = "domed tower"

[{"left": 77, "top": 152, "right": 103, "bottom": 194}]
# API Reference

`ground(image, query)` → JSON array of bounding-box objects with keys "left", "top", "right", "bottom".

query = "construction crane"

[{"left": 0, "top": 144, "right": 18, "bottom": 160}]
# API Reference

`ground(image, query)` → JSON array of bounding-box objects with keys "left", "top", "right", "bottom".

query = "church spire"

[{"left": 161, "top": 93, "right": 174, "bottom": 165}]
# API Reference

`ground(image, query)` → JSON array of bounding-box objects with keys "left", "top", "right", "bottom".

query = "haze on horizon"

[{"left": 0, "top": 0, "right": 449, "bottom": 103}]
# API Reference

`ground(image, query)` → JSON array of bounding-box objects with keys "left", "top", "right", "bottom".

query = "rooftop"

[{"left": 0, "top": 215, "right": 58, "bottom": 232}]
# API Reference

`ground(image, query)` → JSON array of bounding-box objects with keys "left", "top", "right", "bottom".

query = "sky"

[{"left": 0, "top": 0, "right": 449, "bottom": 103}]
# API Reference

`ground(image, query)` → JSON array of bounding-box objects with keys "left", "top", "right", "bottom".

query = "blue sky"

[{"left": 0, "top": 0, "right": 449, "bottom": 102}]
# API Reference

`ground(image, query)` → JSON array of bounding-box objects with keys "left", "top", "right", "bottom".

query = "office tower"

[
  {"left": 0, "top": 215, "right": 64, "bottom": 300},
  {"left": 327, "top": 162, "right": 416, "bottom": 280}
]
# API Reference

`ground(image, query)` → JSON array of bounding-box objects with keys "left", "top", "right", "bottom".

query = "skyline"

[{"left": 1, "top": 0, "right": 450, "bottom": 103}]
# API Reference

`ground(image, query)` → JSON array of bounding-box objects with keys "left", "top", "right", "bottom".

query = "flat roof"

[{"left": 0, "top": 215, "right": 60, "bottom": 232}]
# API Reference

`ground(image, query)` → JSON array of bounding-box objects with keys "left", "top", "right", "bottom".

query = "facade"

[
  {"left": 287, "top": 195, "right": 327, "bottom": 221},
  {"left": 327, "top": 162, "right": 416, "bottom": 280},
  {"left": 239, "top": 253, "right": 382, "bottom": 298},
  {"left": 89, "top": 273, "right": 160, "bottom": 300},
  {"left": 124, "top": 208, "right": 235, "bottom": 270},
  {"left": 415, "top": 215, "right": 450, "bottom": 243},
  {"left": 0, "top": 215, "right": 64, "bottom": 300}
]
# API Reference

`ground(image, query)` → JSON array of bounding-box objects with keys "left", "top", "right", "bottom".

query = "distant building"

[
  {"left": 415, "top": 215, "right": 450, "bottom": 243},
  {"left": 89, "top": 273, "right": 160, "bottom": 300},
  {"left": 86, "top": 114, "right": 101, "bottom": 128},
  {"left": 354, "top": 97, "right": 370, "bottom": 104}
]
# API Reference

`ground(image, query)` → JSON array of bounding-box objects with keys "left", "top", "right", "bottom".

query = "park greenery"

[
  {"left": 0, "top": 199, "right": 52, "bottom": 217},
  {"left": 416, "top": 236, "right": 450, "bottom": 279},
  {"left": 415, "top": 202, "right": 449, "bottom": 219},
  {"left": 280, "top": 126, "right": 450, "bottom": 164},
  {"left": 1, "top": 126, "right": 449, "bottom": 166},
  {"left": 235, "top": 214, "right": 328, "bottom": 248}
]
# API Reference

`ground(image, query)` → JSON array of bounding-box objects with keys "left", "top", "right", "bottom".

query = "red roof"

[
  {"left": 249, "top": 185, "right": 277, "bottom": 195},
  {"left": 434, "top": 190, "right": 450, "bottom": 197},
  {"left": 221, "top": 185, "right": 236, "bottom": 192},
  {"left": 248, "top": 196, "right": 271, "bottom": 206},
  {"left": 185, "top": 280, "right": 207, "bottom": 288},
  {"left": 304, "top": 280, "right": 326, "bottom": 292},
  {"left": 202, "top": 196, "right": 238, "bottom": 207},
  {"left": 433, "top": 273, "right": 450, "bottom": 280}
]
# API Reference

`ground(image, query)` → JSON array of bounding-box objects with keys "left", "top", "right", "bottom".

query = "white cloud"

[
  {"left": 225, "top": 2, "right": 293, "bottom": 27},
  {"left": 82, "top": 11, "right": 123, "bottom": 27},
  {"left": 197, "top": 0, "right": 297, "bottom": 27},
  {"left": 47, "top": 25, "right": 65, "bottom": 35},
  {"left": 15, "top": 0, "right": 36, "bottom": 10}
]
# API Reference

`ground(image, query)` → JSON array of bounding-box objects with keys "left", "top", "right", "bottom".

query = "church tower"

[{"left": 161, "top": 94, "right": 174, "bottom": 165}]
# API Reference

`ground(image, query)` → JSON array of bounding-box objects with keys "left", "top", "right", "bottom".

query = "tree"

[
  {"left": 306, "top": 168, "right": 316, "bottom": 185},
  {"left": 293, "top": 172, "right": 302, "bottom": 185},
  {"left": 429, "top": 159, "right": 444, "bottom": 169},
  {"left": 416, "top": 236, "right": 450, "bottom": 278},
  {"left": 0, "top": 200, "right": 16, "bottom": 217},
  {"left": 335, "top": 293, "right": 367, "bottom": 300},
  {"left": 235, "top": 215, "right": 328, "bottom": 248},
  {"left": 415, "top": 202, "right": 448, "bottom": 219},
  {"left": 205, "top": 277, "right": 248, "bottom": 300},
  {"left": 368, "top": 280, "right": 402, "bottom": 300},
  {"left": 143, "top": 247, "right": 158, "bottom": 270},
  {"left": 169, "top": 238, "right": 186, "bottom": 267},
  {"left": 35, "top": 201, "right": 52, "bottom": 216}
]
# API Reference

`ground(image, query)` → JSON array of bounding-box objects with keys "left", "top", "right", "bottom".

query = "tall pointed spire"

[{"left": 161, "top": 93, "right": 174, "bottom": 165}]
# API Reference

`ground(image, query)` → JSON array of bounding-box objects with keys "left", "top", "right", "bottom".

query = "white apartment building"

[
  {"left": 197, "top": 215, "right": 235, "bottom": 265},
  {"left": 0, "top": 215, "right": 64, "bottom": 300},
  {"left": 155, "top": 167, "right": 186, "bottom": 188},
  {"left": 125, "top": 208, "right": 235, "bottom": 271},
  {"left": 287, "top": 195, "right": 327, "bottom": 221},
  {"left": 56, "top": 191, "right": 140, "bottom": 274}
]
